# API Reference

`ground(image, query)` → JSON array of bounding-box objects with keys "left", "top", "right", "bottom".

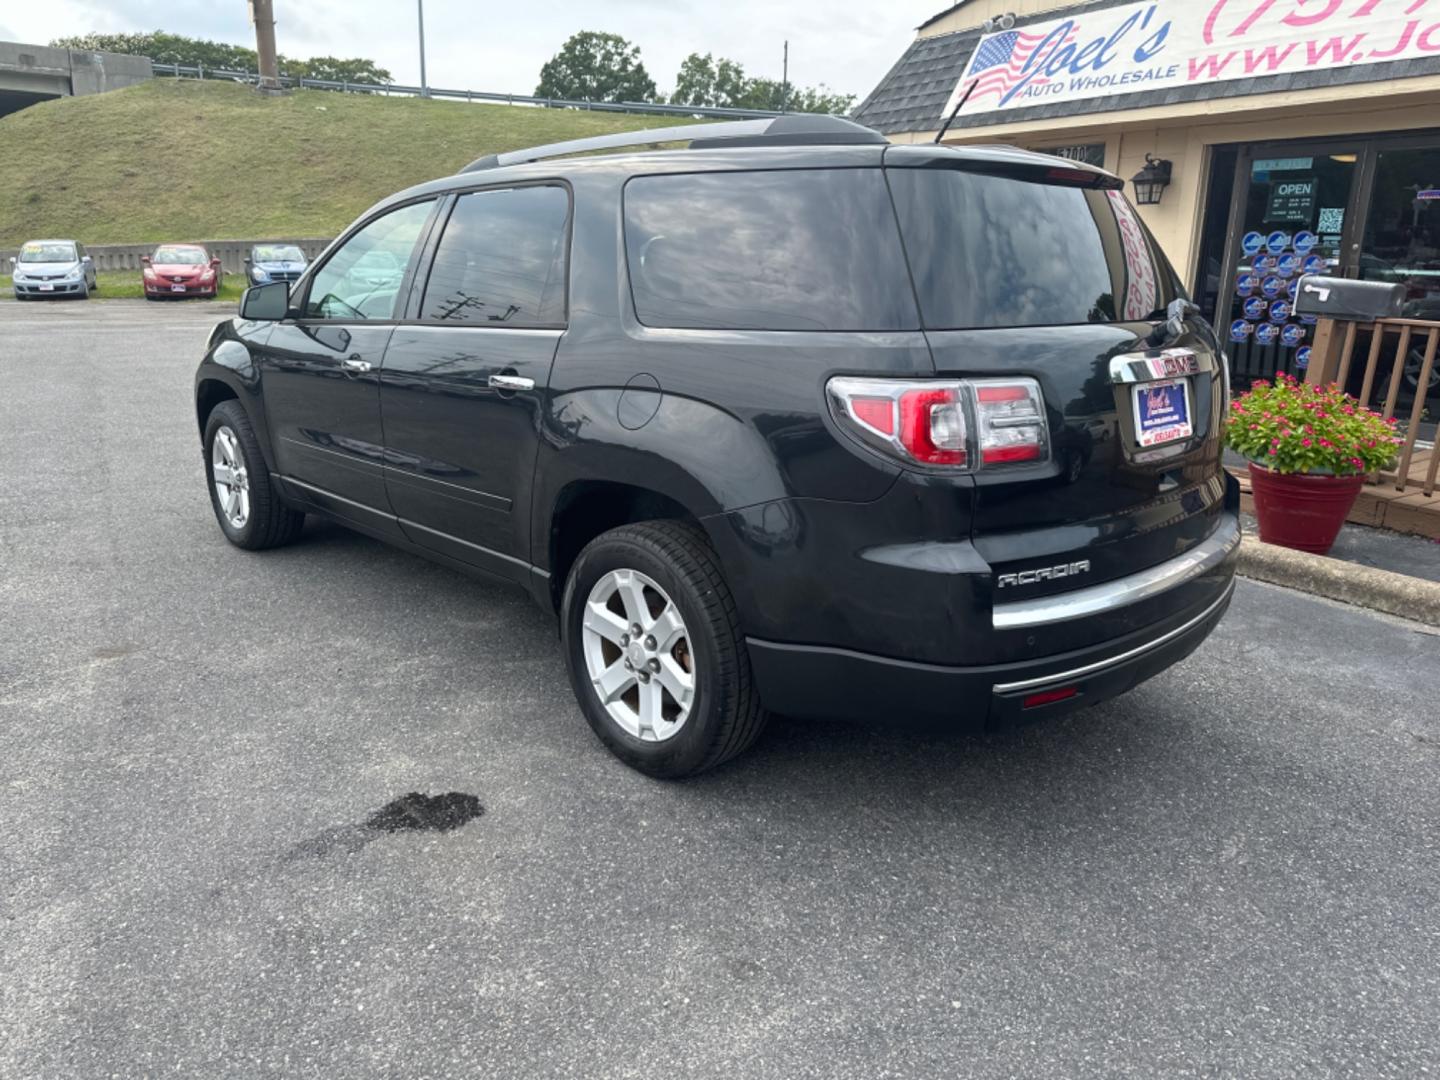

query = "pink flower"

[
  {"left": 1302, "top": 438, "right": 1313, "bottom": 447},
  {"left": 1269, "top": 447, "right": 1278, "bottom": 456},
  {"left": 1351, "top": 458, "right": 1364, "bottom": 469}
]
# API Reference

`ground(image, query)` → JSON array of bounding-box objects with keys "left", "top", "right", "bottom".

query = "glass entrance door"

[
  {"left": 1357, "top": 143, "right": 1440, "bottom": 416},
  {"left": 1220, "top": 147, "right": 1363, "bottom": 385}
]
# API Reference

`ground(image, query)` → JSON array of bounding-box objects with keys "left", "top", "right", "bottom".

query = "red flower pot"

[{"left": 1248, "top": 463, "right": 1364, "bottom": 555}]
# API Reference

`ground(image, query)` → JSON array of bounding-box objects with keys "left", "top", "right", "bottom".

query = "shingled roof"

[{"left": 854, "top": 0, "right": 1440, "bottom": 135}]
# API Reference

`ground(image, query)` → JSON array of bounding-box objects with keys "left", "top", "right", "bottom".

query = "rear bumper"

[{"left": 747, "top": 545, "right": 1237, "bottom": 726}]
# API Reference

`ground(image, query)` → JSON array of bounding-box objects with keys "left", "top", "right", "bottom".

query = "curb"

[{"left": 1236, "top": 536, "right": 1440, "bottom": 628}]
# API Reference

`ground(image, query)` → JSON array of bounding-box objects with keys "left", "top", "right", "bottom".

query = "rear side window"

[
  {"left": 887, "top": 169, "right": 1181, "bottom": 330},
  {"left": 623, "top": 170, "right": 919, "bottom": 332},
  {"left": 420, "top": 185, "right": 569, "bottom": 326}
]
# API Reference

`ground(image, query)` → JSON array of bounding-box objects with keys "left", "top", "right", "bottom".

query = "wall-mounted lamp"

[
  {"left": 1130, "top": 154, "right": 1173, "bottom": 206},
  {"left": 981, "top": 13, "right": 1017, "bottom": 32}
]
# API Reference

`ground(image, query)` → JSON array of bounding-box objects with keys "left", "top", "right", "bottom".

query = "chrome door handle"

[
  {"left": 340, "top": 357, "right": 372, "bottom": 373},
  {"left": 488, "top": 374, "right": 534, "bottom": 391}
]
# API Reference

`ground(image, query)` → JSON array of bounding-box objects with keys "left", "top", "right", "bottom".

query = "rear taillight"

[{"left": 827, "top": 376, "right": 1049, "bottom": 472}]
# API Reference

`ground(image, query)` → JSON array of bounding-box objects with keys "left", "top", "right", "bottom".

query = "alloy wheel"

[
  {"left": 211, "top": 426, "right": 250, "bottom": 529},
  {"left": 580, "top": 568, "right": 695, "bottom": 742}
]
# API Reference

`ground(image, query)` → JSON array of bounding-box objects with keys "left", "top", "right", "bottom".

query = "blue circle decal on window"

[
  {"left": 1296, "top": 345, "right": 1312, "bottom": 369},
  {"left": 1261, "top": 275, "right": 1286, "bottom": 299},
  {"left": 1230, "top": 319, "right": 1253, "bottom": 343},
  {"left": 1288, "top": 278, "right": 1301, "bottom": 300},
  {"left": 1293, "top": 231, "right": 1318, "bottom": 253},
  {"left": 1267, "top": 231, "right": 1291, "bottom": 255},
  {"left": 1270, "top": 300, "right": 1291, "bottom": 322},
  {"left": 1243, "top": 296, "right": 1267, "bottom": 320},
  {"left": 1281, "top": 324, "right": 1307, "bottom": 348},
  {"left": 1253, "top": 255, "right": 1276, "bottom": 273},
  {"left": 1302, "top": 254, "right": 1327, "bottom": 275},
  {"left": 1300, "top": 313, "right": 1319, "bottom": 325},
  {"left": 1242, "top": 231, "right": 1265, "bottom": 256},
  {"left": 1255, "top": 323, "right": 1280, "bottom": 346},
  {"left": 1277, "top": 253, "right": 1301, "bottom": 277},
  {"left": 1236, "top": 272, "right": 1259, "bottom": 296}
]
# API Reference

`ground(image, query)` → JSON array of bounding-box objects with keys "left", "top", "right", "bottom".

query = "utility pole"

[
  {"left": 417, "top": 0, "right": 429, "bottom": 98},
  {"left": 781, "top": 40, "right": 789, "bottom": 113},
  {"left": 249, "top": 0, "right": 280, "bottom": 91}
]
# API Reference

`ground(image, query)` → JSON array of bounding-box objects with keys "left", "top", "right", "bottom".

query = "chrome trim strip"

[
  {"left": 397, "top": 517, "right": 533, "bottom": 571},
  {"left": 993, "top": 580, "right": 1236, "bottom": 696},
  {"left": 993, "top": 514, "right": 1241, "bottom": 630},
  {"left": 282, "top": 475, "right": 395, "bottom": 521}
]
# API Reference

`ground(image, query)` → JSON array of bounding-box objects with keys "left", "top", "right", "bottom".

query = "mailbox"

[{"left": 1293, "top": 276, "right": 1406, "bottom": 321}]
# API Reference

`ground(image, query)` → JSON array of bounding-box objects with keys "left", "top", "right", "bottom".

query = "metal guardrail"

[{"left": 149, "top": 62, "right": 791, "bottom": 120}]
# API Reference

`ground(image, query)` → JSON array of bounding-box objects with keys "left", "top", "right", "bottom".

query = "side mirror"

[
  {"left": 141, "top": 254, "right": 151, "bottom": 265},
  {"left": 239, "top": 280, "right": 290, "bottom": 321},
  {"left": 211, "top": 258, "right": 222, "bottom": 270},
  {"left": 82, "top": 254, "right": 92, "bottom": 264},
  {"left": 243, "top": 257, "right": 252, "bottom": 264},
  {"left": 6, "top": 256, "right": 14, "bottom": 266}
]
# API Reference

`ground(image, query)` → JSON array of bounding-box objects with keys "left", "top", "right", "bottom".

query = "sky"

[{"left": 0, "top": 0, "right": 948, "bottom": 103}]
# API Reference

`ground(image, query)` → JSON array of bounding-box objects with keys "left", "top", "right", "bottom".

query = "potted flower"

[{"left": 1224, "top": 372, "right": 1403, "bottom": 555}]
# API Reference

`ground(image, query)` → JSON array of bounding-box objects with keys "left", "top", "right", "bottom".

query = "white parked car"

[{"left": 10, "top": 239, "right": 97, "bottom": 300}]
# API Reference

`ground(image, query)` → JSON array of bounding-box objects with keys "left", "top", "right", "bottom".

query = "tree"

[
  {"left": 733, "top": 77, "right": 855, "bottom": 116},
  {"left": 535, "top": 31, "right": 657, "bottom": 103},
  {"left": 671, "top": 52, "right": 745, "bottom": 108},
  {"left": 50, "top": 31, "right": 391, "bottom": 87},
  {"left": 666, "top": 52, "right": 855, "bottom": 115}
]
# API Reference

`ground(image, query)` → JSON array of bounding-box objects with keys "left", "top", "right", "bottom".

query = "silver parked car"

[{"left": 10, "top": 239, "right": 98, "bottom": 300}]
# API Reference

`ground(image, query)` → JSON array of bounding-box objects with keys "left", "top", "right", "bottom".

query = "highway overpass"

[{"left": 0, "top": 42, "right": 152, "bottom": 118}]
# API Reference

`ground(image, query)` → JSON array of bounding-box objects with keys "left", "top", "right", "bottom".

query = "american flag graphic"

[{"left": 963, "top": 27, "right": 1078, "bottom": 101}]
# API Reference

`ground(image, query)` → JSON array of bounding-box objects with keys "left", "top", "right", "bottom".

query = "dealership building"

[{"left": 855, "top": 0, "right": 1440, "bottom": 389}]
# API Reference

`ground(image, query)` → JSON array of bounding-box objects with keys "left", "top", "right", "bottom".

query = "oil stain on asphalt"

[{"left": 282, "top": 792, "right": 484, "bottom": 862}]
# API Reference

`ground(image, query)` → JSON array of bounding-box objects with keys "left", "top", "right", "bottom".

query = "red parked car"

[{"left": 142, "top": 244, "right": 222, "bottom": 299}]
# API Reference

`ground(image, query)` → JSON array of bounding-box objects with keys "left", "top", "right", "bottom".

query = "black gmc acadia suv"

[{"left": 194, "top": 115, "right": 1240, "bottom": 777}]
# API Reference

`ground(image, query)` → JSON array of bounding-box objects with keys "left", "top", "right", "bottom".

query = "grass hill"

[{"left": 0, "top": 78, "right": 683, "bottom": 248}]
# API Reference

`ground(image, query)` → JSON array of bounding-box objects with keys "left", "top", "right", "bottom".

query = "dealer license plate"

[
  {"left": 1132, "top": 377, "right": 1193, "bottom": 448},
  {"left": 39, "top": 283, "right": 54, "bottom": 292},
  {"left": 171, "top": 284, "right": 187, "bottom": 293}
]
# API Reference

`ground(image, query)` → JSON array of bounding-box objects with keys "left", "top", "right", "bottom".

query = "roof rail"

[{"left": 460, "top": 114, "right": 886, "bottom": 173}]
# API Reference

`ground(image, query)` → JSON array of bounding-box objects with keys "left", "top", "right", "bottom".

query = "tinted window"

[
  {"left": 419, "top": 185, "right": 569, "bottom": 326},
  {"left": 304, "top": 200, "right": 434, "bottom": 320},
  {"left": 623, "top": 170, "right": 918, "bottom": 331},
  {"left": 888, "top": 169, "right": 1181, "bottom": 330}
]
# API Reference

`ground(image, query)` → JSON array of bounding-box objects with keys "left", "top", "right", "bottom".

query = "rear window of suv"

[
  {"left": 623, "top": 169, "right": 919, "bottom": 332},
  {"left": 886, "top": 168, "right": 1182, "bottom": 330}
]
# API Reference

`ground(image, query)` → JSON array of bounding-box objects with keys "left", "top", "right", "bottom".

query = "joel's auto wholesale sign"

[{"left": 943, "top": 0, "right": 1440, "bottom": 118}]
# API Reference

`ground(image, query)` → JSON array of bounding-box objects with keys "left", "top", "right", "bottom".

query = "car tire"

[
  {"left": 203, "top": 400, "right": 305, "bottom": 550},
  {"left": 561, "top": 520, "right": 767, "bottom": 778}
]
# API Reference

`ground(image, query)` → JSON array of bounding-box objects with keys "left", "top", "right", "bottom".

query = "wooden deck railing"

[{"left": 1305, "top": 316, "right": 1439, "bottom": 497}]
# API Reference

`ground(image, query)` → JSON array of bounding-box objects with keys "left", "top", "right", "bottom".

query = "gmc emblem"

[{"left": 997, "top": 560, "right": 1092, "bottom": 588}]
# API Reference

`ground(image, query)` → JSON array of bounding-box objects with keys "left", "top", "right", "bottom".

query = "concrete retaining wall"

[
  {"left": 0, "top": 41, "right": 152, "bottom": 97},
  {"left": 2, "top": 238, "right": 332, "bottom": 277}
]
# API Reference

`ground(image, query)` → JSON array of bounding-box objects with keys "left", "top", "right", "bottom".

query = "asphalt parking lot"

[{"left": 3, "top": 299, "right": 1440, "bottom": 1078}]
